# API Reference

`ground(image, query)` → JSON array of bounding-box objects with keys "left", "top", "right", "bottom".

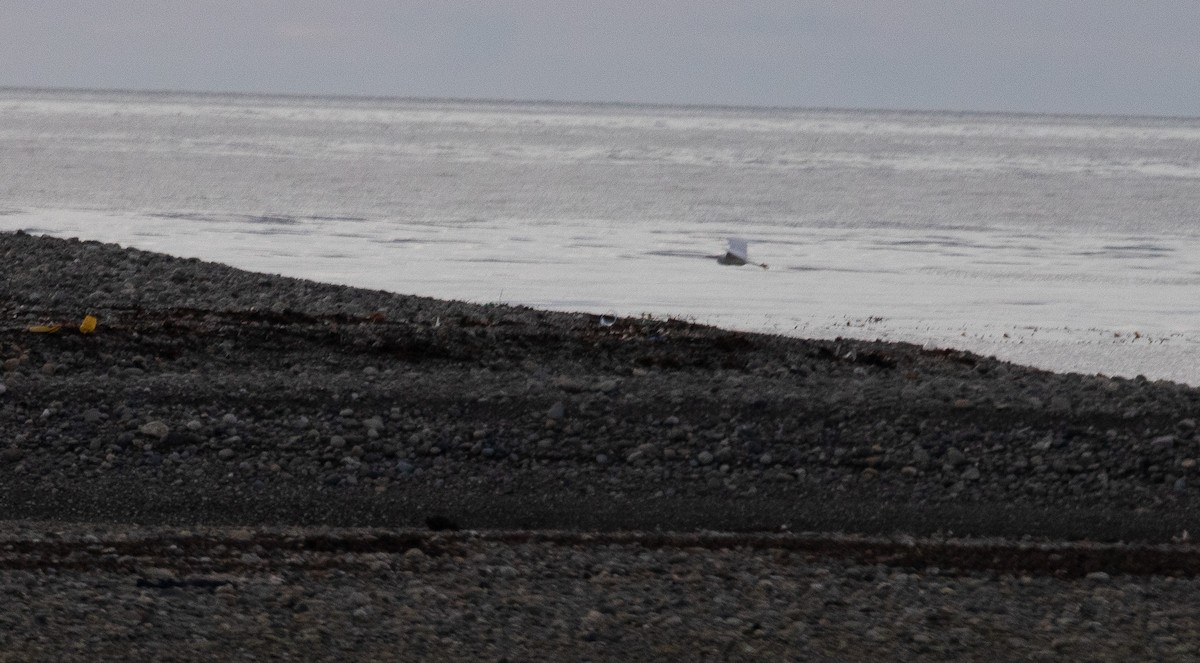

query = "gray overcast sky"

[{"left": 3, "top": 1, "right": 1198, "bottom": 116}]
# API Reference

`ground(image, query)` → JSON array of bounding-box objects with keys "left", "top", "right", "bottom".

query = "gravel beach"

[{"left": 4, "top": 230, "right": 1200, "bottom": 659}]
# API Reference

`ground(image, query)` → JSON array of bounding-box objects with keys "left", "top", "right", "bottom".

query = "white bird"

[{"left": 717, "top": 237, "right": 768, "bottom": 269}]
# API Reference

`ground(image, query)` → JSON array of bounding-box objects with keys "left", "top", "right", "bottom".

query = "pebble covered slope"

[{"left": 5, "top": 231, "right": 1200, "bottom": 659}]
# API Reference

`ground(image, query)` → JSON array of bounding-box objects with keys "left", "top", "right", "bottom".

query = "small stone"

[
  {"left": 945, "top": 447, "right": 967, "bottom": 467},
  {"left": 139, "top": 567, "right": 176, "bottom": 582},
  {"left": 363, "top": 416, "right": 384, "bottom": 431},
  {"left": 952, "top": 399, "right": 973, "bottom": 409},
  {"left": 595, "top": 379, "right": 620, "bottom": 394},
  {"left": 901, "top": 465, "right": 919, "bottom": 477},
  {"left": 1151, "top": 435, "right": 1176, "bottom": 450},
  {"left": 82, "top": 408, "right": 103, "bottom": 424},
  {"left": 547, "top": 401, "right": 565, "bottom": 420},
  {"left": 1086, "top": 571, "right": 1110, "bottom": 581},
  {"left": 222, "top": 413, "right": 239, "bottom": 425},
  {"left": 330, "top": 436, "right": 347, "bottom": 449},
  {"left": 697, "top": 451, "right": 714, "bottom": 465},
  {"left": 395, "top": 461, "right": 415, "bottom": 474},
  {"left": 2, "top": 358, "right": 18, "bottom": 372},
  {"left": 912, "top": 448, "right": 930, "bottom": 465},
  {"left": 0, "top": 382, "right": 6, "bottom": 396},
  {"left": 186, "top": 419, "right": 203, "bottom": 431},
  {"left": 218, "top": 448, "right": 236, "bottom": 460},
  {"left": 962, "top": 466, "right": 981, "bottom": 481},
  {"left": 581, "top": 609, "right": 607, "bottom": 631},
  {"left": 1, "top": 448, "right": 24, "bottom": 463},
  {"left": 403, "top": 547, "right": 425, "bottom": 561},
  {"left": 139, "top": 421, "right": 170, "bottom": 438},
  {"left": 1174, "top": 477, "right": 1188, "bottom": 492}
]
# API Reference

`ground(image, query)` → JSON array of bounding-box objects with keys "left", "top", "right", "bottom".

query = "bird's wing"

[{"left": 726, "top": 237, "right": 750, "bottom": 262}]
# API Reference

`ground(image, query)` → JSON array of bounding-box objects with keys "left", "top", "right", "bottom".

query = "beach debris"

[
  {"left": 717, "top": 237, "right": 768, "bottom": 269},
  {"left": 26, "top": 315, "right": 98, "bottom": 334}
]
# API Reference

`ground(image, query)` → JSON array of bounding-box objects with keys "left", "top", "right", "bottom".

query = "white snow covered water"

[{"left": 3, "top": 88, "right": 1200, "bottom": 383}]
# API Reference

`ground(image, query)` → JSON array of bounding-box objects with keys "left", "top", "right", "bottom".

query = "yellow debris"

[
  {"left": 80, "top": 315, "right": 98, "bottom": 334},
  {"left": 27, "top": 324, "right": 62, "bottom": 333}
]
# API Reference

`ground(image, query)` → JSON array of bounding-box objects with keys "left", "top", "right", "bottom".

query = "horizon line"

[{"left": 4, "top": 84, "right": 1198, "bottom": 124}]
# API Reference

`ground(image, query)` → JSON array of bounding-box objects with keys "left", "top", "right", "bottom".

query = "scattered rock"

[
  {"left": 139, "top": 421, "right": 170, "bottom": 438},
  {"left": 595, "top": 379, "right": 620, "bottom": 394},
  {"left": 945, "top": 448, "right": 967, "bottom": 467},
  {"left": 1151, "top": 435, "right": 1176, "bottom": 451}
]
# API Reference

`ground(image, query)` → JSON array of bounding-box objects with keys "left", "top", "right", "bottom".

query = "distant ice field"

[{"left": 3, "top": 89, "right": 1200, "bottom": 383}]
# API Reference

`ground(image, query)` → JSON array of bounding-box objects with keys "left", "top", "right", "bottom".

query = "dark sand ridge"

[{"left": 3, "top": 230, "right": 1199, "bottom": 541}]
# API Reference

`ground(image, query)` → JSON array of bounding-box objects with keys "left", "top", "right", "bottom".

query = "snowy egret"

[{"left": 717, "top": 238, "right": 768, "bottom": 269}]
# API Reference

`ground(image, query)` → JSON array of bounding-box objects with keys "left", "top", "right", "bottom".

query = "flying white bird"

[{"left": 717, "top": 237, "right": 768, "bottom": 269}]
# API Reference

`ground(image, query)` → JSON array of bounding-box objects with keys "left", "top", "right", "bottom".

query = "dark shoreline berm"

[
  {"left": 10, "top": 230, "right": 1200, "bottom": 659},
  {"left": 4, "top": 230, "right": 1199, "bottom": 541}
]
